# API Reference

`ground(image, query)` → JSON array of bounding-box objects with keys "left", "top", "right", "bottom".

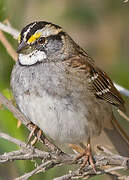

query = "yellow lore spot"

[
  {"left": 18, "top": 34, "right": 21, "bottom": 43},
  {"left": 27, "top": 32, "right": 41, "bottom": 44}
]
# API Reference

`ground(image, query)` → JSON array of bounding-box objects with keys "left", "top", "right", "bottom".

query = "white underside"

[
  {"left": 17, "top": 91, "right": 112, "bottom": 144},
  {"left": 18, "top": 93, "right": 93, "bottom": 143},
  {"left": 19, "top": 50, "right": 46, "bottom": 65}
]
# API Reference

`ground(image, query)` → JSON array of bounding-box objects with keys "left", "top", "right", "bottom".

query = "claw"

[
  {"left": 71, "top": 138, "right": 96, "bottom": 173},
  {"left": 31, "top": 136, "right": 38, "bottom": 146},
  {"left": 79, "top": 142, "right": 96, "bottom": 173},
  {"left": 27, "top": 124, "right": 37, "bottom": 145},
  {"left": 27, "top": 123, "right": 43, "bottom": 146}
]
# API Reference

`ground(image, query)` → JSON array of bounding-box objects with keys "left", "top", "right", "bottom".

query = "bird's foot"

[
  {"left": 72, "top": 142, "right": 96, "bottom": 173},
  {"left": 27, "top": 123, "right": 42, "bottom": 146}
]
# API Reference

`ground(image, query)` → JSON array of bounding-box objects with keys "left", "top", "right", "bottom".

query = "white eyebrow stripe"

[
  {"left": 23, "top": 22, "right": 36, "bottom": 41},
  {"left": 35, "top": 25, "right": 62, "bottom": 37}
]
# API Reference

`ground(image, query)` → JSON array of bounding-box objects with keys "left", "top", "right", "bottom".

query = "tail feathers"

[
  {"left": 111, "top": 116, "right": 129, "bottom": 147},
  {"left": 104, "top": 116, "right": 129, "bottom": 157}
]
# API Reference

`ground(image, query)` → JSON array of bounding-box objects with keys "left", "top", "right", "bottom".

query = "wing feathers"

[
  {"left": 65, "top": 56, "right": 125, "bottom": 111},
  {"left": 89, "top": 66, "right": 125, "bottom": 111}
]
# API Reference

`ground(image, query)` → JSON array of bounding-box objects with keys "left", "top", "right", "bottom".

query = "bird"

[{"left": 10, "top": 21, "right": 129, "bottom": 170}]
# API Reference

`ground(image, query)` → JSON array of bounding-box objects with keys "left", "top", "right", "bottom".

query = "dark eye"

[{"left": 38, "top": 37, "right": 45, "bottom": 44}]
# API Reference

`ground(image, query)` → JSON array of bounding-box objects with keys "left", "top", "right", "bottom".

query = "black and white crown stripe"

[{"left": 20, "top": 21, "right": 62, "bottom": 43}]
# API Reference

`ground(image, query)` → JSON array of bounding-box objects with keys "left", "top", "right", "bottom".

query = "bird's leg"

[
  {"left": 27, "top": 124, "right": 37, "bottom": 144},
  {"left": 30, "top": 136, "right": 38, "bottom": 146},
  {"left": 30, "top": 129, "right": 42, "bottom": 146},
  {"left": 71, "top": 138, "right": 96, "bottom": 173},
  {"left": 27, "top": 123, "right": 42, "bottom": 146},
  {"left": 81, "top": 138, "right": 96, "bottom": 172}
]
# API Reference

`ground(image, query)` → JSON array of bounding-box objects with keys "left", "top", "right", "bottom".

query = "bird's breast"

[{"left": 11, "top": 61, "right": 112, "bottom": 143}]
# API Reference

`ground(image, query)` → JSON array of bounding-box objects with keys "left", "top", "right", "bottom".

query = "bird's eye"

[{"left": 38, "top": 37, "right": 45, "bottom": 44}]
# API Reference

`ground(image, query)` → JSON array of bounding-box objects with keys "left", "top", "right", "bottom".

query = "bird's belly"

[{"left": 17, "top": 91, "right": 111, "bottom": 144}]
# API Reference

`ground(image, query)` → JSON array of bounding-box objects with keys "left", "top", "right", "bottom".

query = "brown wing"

[
  {"left": 87, "top": 65, "right": 125, "bottom": 111},
  {"left": 65, "top": 56, "right": 125, "bottom": 112}
]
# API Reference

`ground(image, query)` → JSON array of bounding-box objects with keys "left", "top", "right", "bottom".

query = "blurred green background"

[{"left": 0, "top": 0, "right": 129, "bottom": 179}]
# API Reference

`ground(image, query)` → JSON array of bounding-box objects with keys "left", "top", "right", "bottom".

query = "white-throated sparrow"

[{"left": 11, "top": 21, "right": 129, "bottom": 168}]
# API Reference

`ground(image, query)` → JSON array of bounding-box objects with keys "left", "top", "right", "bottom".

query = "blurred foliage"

[
  {"left": 0, "top": 0, "right": 6, "bottom": 21},
  {"left": 0, "top": 0, "right": 129, "bottom": 179},
  {"left": 64, "top": 1, "right": 99, "bottom": 27}
]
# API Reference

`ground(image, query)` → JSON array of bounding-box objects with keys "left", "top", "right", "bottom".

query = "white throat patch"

[{"left": 19, "top": 50, "right": 47, "bottom": 65}]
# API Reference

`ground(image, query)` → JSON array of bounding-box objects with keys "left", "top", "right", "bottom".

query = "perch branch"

[{"left": 0, "top": 132, "right": 129, "bottom": 179}]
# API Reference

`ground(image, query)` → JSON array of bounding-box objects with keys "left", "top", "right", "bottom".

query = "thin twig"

[
  {"left": 54, "top": 166, "right": 126, "bottom": 180},
  {"left": 117, "top": 109, "right": 129, "bottom": 123},
  {"left": 0, "top": 30, "right": 18, "bottom": 61},
  {"left": 114, "top": 83, "right": 129, "bottom": 98},
  {"left": 124, "top": 0, "right": 128, "bottom": 3},
  {"left": 15, "top": 161, "right": 57, "bottom": 180},
  {"left": 0, "top": 92, "right": 30, "bottom": 126},
  {"left": 0, "top": 22, "right": 19, "bottom": 39},
  {"left": 53, "top": 171, "right": 77, "bottom": 180},
  {"left": 0, "top": 131, "right": 27, "bottom": 147},
  {"left": 0, "top": 150, "right": 50, "bottom": 164},
  {"left": 0, "top": 132, "right": 51, "bottom": 163}
]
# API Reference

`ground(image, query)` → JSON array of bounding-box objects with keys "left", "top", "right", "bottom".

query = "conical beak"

[{"left": 17, "top": 41, "right": 29, "bottom": 53}]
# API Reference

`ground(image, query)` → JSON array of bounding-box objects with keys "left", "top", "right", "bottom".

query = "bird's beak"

[{"left": 17, "top": 41, "right": 29, "bottom": 53}]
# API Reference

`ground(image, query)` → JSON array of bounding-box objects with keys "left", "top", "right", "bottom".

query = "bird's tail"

[
  {"left": 103, "top": 114, "right": 129, "bottom": 157},
  {"left": 91, "top": 111, "right": 129, "bottom": 157},
  {"left": 71, "top": 111, "right": 129, "bottom": 157}
]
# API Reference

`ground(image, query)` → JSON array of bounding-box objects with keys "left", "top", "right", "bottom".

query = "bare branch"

[
  {"left": 0, "top": 132, "right": 51, "bottom": 164},
  {"left": 114, "top": 83, "right": 129, "bottom": 98},
  {"left": 117, "top": 109, "right": 129, "bottom": 123},
  {"left": 54, "top": 166, "right": 126, "bottom": 180},
  {"left": 0, "top": 22, "right": 19, "bottom": 39},
  {"left": 15, "top": 161, "right": 57, "bottom": 180},
  {"left": 0, "top": 92, "right": 30, "bottom": 126},
  {"left": 0, "top": 30, "right": 18, "bottom": 61},
  {"left": 0, "top": 131, "right": 129, "bottom": 179},
  {"left": 124, "top": 0, "right": 128, "bottom": 3},
  {"left": 0, "top": 131, "right": 27, "bottom": 147}
]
